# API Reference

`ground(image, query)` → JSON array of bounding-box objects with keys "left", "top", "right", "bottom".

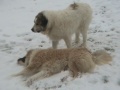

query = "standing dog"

[
  {"left": 14, "top": 48, "right": 112, "bottom": 86},
  {"left": 31, "top": 3, "right": 92, "bottom": 48}
]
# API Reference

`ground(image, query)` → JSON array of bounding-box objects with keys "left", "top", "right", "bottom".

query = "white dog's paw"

[
  {"left": 72, "top": 42, "right": 77, "bottom": 47},
  {"left": 75, "top": 39, "right": 80, "bottom": 44},
  {"left": 80, "top": 43, "right": 86, "bottom": 48},
  {"left": 72, "top": 42, "right": 81, "bottom": 48},
  {"left": 26, "top": 78, "right": 33, "bottom": 87}
]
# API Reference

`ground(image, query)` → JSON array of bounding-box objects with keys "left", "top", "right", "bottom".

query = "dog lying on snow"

[
  {"left": 13, "top": 48, "right": 112, "bottom": 86},
  {"left": 31, "top": 3, "right": 92, "bottom": 48}
]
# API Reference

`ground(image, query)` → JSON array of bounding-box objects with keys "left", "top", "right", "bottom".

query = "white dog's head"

[{"left": 31, "top": 12, "right": 48, "bottom": 33}]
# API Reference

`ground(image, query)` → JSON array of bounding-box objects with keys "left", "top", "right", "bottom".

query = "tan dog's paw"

[{"left": 26, "top": 78, "right": 33, "bottom": 87}]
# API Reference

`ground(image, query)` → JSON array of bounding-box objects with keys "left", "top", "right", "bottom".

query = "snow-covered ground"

[{"left": 0, "top": 0, "right": 120, "bottom": 90}]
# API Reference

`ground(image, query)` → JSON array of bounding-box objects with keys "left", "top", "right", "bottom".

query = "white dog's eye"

[{"left": 36, "top": 23, "right": 39, "bottom": 25}]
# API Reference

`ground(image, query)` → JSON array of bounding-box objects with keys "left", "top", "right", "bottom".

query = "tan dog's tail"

[{"left": 92, "top": 50, "right": 112, "bottom": 65}]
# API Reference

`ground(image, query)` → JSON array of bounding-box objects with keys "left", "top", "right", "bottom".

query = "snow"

[{"left": 0, "top": 0, "right": 120, "bottom": 90}]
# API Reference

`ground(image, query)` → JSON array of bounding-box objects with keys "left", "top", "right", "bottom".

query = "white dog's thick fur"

[
  {"left": 13, "top": 48, "right": 112, "bottom": 86},
  {"left": 32, "top": 3, "right": 92, "bottom": 48}
]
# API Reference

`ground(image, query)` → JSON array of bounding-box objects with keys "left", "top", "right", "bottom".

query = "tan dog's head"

[
  {"left": 17, "top": 50, "right": 33, "bottom": 66},
  {"left": 31, "top": 12, "right": 48, "bottom": 33}
]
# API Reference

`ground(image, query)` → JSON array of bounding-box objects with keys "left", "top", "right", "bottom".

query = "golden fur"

[{"left": 13, "top": 48, "right": 112, "bottom": 86}]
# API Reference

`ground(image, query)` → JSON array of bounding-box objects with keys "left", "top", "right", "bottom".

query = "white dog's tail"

[{"left": 92, "top": 50, "right": 112, "bottom": 65}]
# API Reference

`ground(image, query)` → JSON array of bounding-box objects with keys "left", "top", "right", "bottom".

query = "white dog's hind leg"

[
  {"left": 26, "top": 70, "right": 49, "bottom": 86},
  {"left": 81, "top": 27, "right": 88, "bottom": 47}
]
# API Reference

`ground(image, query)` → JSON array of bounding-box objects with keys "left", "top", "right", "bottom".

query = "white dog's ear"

[{"left": 37, "top": 12, "right": 48, "bottom": 27}]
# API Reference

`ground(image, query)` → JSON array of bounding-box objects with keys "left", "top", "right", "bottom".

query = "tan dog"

[
  {"left": 31, "top": 3, "right": 92, "bottom": 48},
  {"left": 14, "top": 48, "right": 112, "bottom": 86}
]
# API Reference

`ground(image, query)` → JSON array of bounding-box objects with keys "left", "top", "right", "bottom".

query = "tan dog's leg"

[
  {"left": 26, "top": 70, "right": 49, "bottom": 86},
  {"left": 68, "top": 60, "right": 79, "bottom": 77},
  {"left": 26, "top": 59, "right": 67, "bottom": 86}
]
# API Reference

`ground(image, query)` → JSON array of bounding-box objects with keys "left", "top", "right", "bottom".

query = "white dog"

[{"left": 31, "top": 3, "right": 92, "bottom": 48}]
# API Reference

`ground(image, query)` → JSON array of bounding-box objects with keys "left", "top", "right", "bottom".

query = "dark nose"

[{"left": 31, "top": 28, "right": 34, "bottom": 32}]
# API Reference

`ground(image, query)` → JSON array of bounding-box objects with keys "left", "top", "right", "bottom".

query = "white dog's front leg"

[
  {"left": 52, "top": 41, "right": 59, "bottom": 49},
  {"left": 64, "top": 37, "right": 72, "bottom": 48},
  {"left": 26, "top": 70, "right": 48, "bottom": 86},
  {"left": 75, "top": 31, "right": 80, "bottom": 44}
]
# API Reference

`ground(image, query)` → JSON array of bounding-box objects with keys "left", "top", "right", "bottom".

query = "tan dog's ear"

[
  {"left": 27, "top": 49, "right": 33, "bottom": 55},
  {"left": 26, "top": 49, "right": 33, "bottom": 59}
]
